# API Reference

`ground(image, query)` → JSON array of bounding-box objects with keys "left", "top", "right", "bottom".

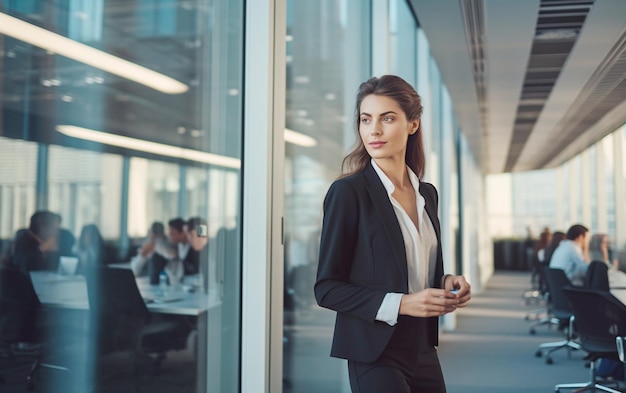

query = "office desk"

[
  {"left": 30, "top": 270, "right": 217, "bottom": 393},
  {"left": 30, "top": 271, "right": 218, "bottom": 316},
  {"left": 609, "top": 269, "right": 626, "bottom": 305}
]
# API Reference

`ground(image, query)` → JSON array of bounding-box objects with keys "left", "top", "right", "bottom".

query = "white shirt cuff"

[{"left": 375, "top": 292, "right": 403, "bottom": 326}]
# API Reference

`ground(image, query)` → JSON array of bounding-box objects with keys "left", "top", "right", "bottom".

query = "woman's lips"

[{"left": 369, "top": 141, "right": 386, "bottom": 148}]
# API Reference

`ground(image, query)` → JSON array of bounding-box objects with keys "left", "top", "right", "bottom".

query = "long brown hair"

[{"left": 341, "top": 75, "right": 425, "bottom": 179}]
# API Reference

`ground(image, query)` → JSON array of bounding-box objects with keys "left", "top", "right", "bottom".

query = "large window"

[
  {"left": 0, "top": 137, "right": 37, "bottom": 239},
  {"left": 49, "top": 145, "right": 123, "bottom": 239},
  {"left": 128, "top": 158, "right": 181, "bottom": 238},
  {"left": 0, "top": 1, "right": 243, "bottom": 392}
]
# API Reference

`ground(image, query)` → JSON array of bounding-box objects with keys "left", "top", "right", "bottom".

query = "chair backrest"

[
  {"left": 545, "top": 268, "right": 574, "bottom": 316},
  {"left": 585, "top": 261, "right": 610, "bottom": 291},
  {"left": 0, "top": 267, "right": 41, "bottom": 343},
  {"left": 563, "top": 287, "right": 626, "bottom": 348},
  {"left": 86, "top": 266, "right": 150, "bottom": 355}
]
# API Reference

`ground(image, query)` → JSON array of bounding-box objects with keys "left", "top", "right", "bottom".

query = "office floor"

[
  {"left": 439, "top": 271, "right": 614, "bottom": 393},
  {"left": 283, "top": 271, "right": 624, "bottom": 393}
]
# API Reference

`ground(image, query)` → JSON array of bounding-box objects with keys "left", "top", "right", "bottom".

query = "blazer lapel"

[
  {"left": 420, "top": 184, "right": 440, "bottom": 240},
  {"left": 363, "top": 165, "right": 408, "bottom": 289},
  {"left": 420, "top": 182, "right": 443, "bottom": 287}
]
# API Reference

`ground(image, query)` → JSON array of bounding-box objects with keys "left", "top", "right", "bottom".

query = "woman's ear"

[{"left": 409, "top": 119, "right": 420, "bottom": 135}]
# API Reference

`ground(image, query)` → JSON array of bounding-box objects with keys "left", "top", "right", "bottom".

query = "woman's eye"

[
  {"left": 383, "top": 116, "right": 393, "bottom": 122},
  {"left": 360, "top": 118, "right": 370, "bottom": 124}
]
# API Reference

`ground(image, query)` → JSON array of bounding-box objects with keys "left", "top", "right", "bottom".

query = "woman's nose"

[{"left": 370, "top": 123, "right": 382, "bottom": 135}]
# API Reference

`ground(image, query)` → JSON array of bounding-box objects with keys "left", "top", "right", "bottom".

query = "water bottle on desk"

[{"left": 158, "top": 270, "right": 168, "bottom": 297}]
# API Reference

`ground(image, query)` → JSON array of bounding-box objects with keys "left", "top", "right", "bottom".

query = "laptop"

[{"left": 57, "top": 256, "right": 79, "bottom": 276}]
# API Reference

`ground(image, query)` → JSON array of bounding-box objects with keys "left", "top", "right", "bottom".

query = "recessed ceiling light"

[
  {"left": 285, "top": 128, "right": 317, "bottom": 147},
  {"left": 0, "top": 12, "right": 188, "bottom": 94},
  {"left": 535, "top": 29, "right": 578, "bottom": 41},
  {"left": 56, "top": 125, "right": 240, "bottom": 168}
]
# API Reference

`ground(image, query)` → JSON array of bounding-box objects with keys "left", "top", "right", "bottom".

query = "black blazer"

[{"left": 314, "top": 163, "right": 444, "bottom": 363}]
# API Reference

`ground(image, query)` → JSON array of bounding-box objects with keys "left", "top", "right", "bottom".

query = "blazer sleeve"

[{"left": 314, "top": 180, "right": 387, "bottom": 323}]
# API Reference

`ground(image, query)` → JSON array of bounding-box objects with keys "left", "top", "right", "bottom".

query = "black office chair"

[
  {"left": 555, "top": 288, "right": 626, "bottom": 393},
  {"left": 534, "top": 268, "right": 582, "bottom": 364},
  {"left": 585, "top": 261, "right": 611, "bottom": 291},
  {"left": 0, "top": 267, "right": 69, "bottom": 390},
  {"left": 528, "top": 265, "right": 560, "bottom": 333},
  {"left": 85, "top": 266, "right": 187, "bottom": 389}
]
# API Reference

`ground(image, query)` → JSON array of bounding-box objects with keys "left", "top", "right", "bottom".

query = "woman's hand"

[
  {"left": 398, "top": 275, "right": 472, "bottom": 318},
  {"left": 443, "top": 274, "right": 471, "bottom": 308},
  {"left": 399, "top": 288, "right": 460, "bottom": 318}
]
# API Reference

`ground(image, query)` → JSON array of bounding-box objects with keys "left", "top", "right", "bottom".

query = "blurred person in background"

[
  {"left": 130, "top": 221, "right": 179, "bottom": 284},
  {"left": 75, "top": 224, "right": 105, "bottom": 272},
  {"left": 12, "top": 210, "right": 61, "bottom": 273},
  {"left": 543, "top": 231, "right": 566, "bottom": 267},
  {"left": 589, "top": 233, "right": 619, "bottom": 269},
  {"left": 549, "top": 224, "right": 590, "bottom": 286}
]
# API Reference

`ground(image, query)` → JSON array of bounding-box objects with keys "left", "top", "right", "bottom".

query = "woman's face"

[{"left": 358, "top": 94, "right": 418, "bottom": 164}]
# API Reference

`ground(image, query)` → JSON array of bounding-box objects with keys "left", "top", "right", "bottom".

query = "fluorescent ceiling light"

[
  {"left": 0, "top": 13, "right": 188, "bottom": 94},
  {"left": 285, "top": 128, "right": 317, "bottom": 147},
  {"left": 56, "top": 125, "right": 240, "bottom": 169}
]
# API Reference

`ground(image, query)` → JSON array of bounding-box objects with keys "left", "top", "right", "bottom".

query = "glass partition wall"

[
  {"left": 282, "top": 0, "right": 371, "bottom": 391},
  {"left": 0, "top": 1, "right": 243, "bottom": 392}
]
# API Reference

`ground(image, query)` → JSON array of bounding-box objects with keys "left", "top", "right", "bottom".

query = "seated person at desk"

[
  {"left": 157, "top": 217, "right": 208, "bottom": 284},
  {"left": 12, "top": 210, "right": 61, "bottom": 273},
  {"left": 549, "top": 224, "right": 590, "bottom": 286},
  {"left": 589, "top": 233, "right": 619, "bottom": 269},
  {"left": 130, "top": 221, "right": 180, "bottom": 284},
  {"left": 75, "top": 224, "right": 105, "bottom": 272},
  {"left": 181, "top": 217, "right": 208, "bottom": 276}
]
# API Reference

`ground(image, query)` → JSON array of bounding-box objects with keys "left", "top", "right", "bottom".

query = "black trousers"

[{"left": 347, "top": 316, "right": 446, "bottom": 393}]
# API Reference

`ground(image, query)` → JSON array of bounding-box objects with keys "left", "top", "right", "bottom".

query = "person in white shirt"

[
  {"left": 549, "top": 224, "right": 590, "bottom": 286},
  {"left": 130, "top": 221, "right": 180, "bottom": 283}
]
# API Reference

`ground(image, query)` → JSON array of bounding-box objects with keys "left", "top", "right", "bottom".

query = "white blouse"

[{"left": 370, "top": 160, "right": 439, "bottom": 326}]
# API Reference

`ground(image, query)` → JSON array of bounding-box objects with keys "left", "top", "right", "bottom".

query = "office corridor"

[{"left": 439, "top": 271, "right": 596, "bottom": 393}]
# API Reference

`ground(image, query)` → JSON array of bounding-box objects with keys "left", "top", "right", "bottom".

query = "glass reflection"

[
  {"left": 283, "top": 0, "right": 371, "bottom": 392},
  {"left": 0, "top": 1, "right": 243, "bottom": 392}
]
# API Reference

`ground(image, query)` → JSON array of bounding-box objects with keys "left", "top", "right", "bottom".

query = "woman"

[
  {"left": 543, "top": 231, "right": 566, "bottom": 267},
  {"left": 314, "top": 75, "right": 471, "bottom": 393},
  {"left": 589, "top": 233, "right": 618, "bottom": 268},
  {"left": 76, "top": 224, "right": 105, "bottom": 271}
]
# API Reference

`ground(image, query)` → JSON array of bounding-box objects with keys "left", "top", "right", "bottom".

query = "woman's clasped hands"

[{"left": 399, "top": 275, "right": 471, "bottom": 318}]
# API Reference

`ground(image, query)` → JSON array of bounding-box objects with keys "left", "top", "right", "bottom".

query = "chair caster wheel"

[
  {"left": 535, "top": 350, "right": 542, "bottom": 357},
  {"left": 546, "top": 357, "right": 554, "bottom": 365},
  {"left": 530, "top": 329, "right": 536, "bottom": 335}
]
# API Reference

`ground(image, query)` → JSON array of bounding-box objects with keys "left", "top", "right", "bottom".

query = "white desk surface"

[
  {"left": 30, "top": 271, "right": 219, "bottom": 316},
  {"left": 609, "top": 269, "right": 626, "bottom": 305}
]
